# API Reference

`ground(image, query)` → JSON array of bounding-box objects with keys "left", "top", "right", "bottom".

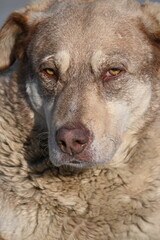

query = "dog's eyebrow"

[
  {"left": 56, "top": 51, "right": 70, "bottom": 74},
  {"left": 42, "top": 51, "right": 70, "bottom": 74},
  {"left": 91, "top": 50, "right": 106, "bottom": 73},
  {"left": 91, "top": 50, "right": 129, "bottom": 73}
]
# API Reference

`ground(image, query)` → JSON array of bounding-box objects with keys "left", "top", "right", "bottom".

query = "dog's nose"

[{"left": 55, "top": 125, "right": 90, "bottom": 155}]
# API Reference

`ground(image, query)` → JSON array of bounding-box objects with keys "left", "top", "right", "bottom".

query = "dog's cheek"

[
  {"left": 91, "top": 101, "right": 130, "bottom": 164},
  {"left": 80, "top": 87, "right": 130, "bottom": 163},
  {"left": 126, "top": 82, "right": 152, "bottom": 128},
  {"left": 26, "top": 81, "right": 44, "bottom": 113}
]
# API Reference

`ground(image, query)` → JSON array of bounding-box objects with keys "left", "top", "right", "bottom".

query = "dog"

[{"left": 0, "top": 0, "right": 160, "bottom": 239}]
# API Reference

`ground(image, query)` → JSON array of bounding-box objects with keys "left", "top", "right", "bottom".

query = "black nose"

[{"left": 55, "top": 125, "right": 90, "bottom": 156}]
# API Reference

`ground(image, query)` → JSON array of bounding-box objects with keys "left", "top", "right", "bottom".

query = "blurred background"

[{"left": 0, "top": 0, "right": 160, "bottom": 26}]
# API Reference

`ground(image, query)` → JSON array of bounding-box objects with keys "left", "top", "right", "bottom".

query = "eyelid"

[
  {"left": 43, "top": 68, "right": 55, "bottom": 75},
  {"left": 103, "top": 61, "right": 127, "bottom": 71},
  {"left": 40, "top": 68, "right": 55, "bottom": 79},
  {"left": 102, "top": 67, "right": 125, "bottom": 81},
  {"left": 108, "top": 68, "right": 122, "bottom": 75},
  {"left": 39, "top": 60, "right": 56, "bottom": 71},
  {"left": 39, "top": 61, "right": 59, "bottom": 79}
]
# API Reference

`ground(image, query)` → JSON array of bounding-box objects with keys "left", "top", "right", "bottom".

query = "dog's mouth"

[{"left": 53, "top": 154, "right": 95, "bottom": 168}]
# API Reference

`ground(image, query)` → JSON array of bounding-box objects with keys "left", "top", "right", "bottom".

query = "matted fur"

[{"left": 0, "top": 0, "right": 160, "bottom": 239}]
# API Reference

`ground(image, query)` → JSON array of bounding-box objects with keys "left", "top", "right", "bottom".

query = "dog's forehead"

[{"left": 28, "top": 1, "right": 149, "bottom": 66}]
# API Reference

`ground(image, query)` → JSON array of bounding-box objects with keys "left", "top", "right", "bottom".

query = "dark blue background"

[{"left": 0, "top": 0, "right": 160, "bottom": 26}]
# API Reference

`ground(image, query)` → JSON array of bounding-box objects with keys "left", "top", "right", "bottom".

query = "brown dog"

[{"left": 0, "top": 0, "right": 160, "bottom": 239}]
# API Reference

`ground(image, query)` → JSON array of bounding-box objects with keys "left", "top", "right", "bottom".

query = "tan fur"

[{"left": 0, "top": 0, "right": 160, "bottom": 239}]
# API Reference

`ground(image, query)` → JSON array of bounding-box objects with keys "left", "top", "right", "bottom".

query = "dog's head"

[{"left": 0, "top": 0, "right": 160, "bottom": 168}]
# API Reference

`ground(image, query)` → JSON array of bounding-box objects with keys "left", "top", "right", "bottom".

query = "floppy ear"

[
  {"left": 0, "top": 0, "right": 53, "bottom": 71},
  {"left": 141, "top": 2, "right": 160, "bottom": 42},
  {"left": 0, "top": 11, "right": 30, "bottom": 71}
]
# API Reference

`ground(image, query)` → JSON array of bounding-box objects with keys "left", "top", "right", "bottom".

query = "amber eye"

[
  {"left": 102, "top": 68, "right": 123, "bottom": 81},
  {"left": 108, "top": 69, "right": 122, "bottom": 76},
  {"left": 42, "top": 68, "right": 55, "bottom": 77}
]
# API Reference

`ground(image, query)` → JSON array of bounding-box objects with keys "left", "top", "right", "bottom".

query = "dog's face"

[{"left": 0, "top": 0, "right": 160, "bottom": 167}]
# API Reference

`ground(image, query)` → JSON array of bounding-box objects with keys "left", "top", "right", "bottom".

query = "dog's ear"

[
  {"left": 0, "top": 0, "right": 53, "bottom": 71},
  {"left": 141, "top": 2, "right": 160, "bottom": 43},
  {"left": 0, "top": 12, "right": 29, "bottom": 71}
]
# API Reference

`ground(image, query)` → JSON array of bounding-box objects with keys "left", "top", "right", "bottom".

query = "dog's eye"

[
  {"left": 108, "top": 69, "right": 121, "bottom": 76},
  {"left": 42, "top": 68, "right": 55, "bottom": 77},
  {"left": 102, "top": 68, "right": 123, "bottom": 81}
]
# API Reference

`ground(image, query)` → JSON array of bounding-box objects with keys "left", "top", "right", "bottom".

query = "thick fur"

[{"left": 0, "top": 0, "right": 160, "bottom": 239}]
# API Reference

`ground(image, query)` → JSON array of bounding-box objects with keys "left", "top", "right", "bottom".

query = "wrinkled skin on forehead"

[{"left": 22, "top": 0, "right": 157, "bottom": 167}]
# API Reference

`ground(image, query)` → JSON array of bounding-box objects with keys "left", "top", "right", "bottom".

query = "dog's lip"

[
  {"left": 70, "top": 159, "right": 81, "bottom": 164},
  {"left": 53, "top": 154, "right": 93, "bottom": 167},
  {"left": 54, "top": 160, "right": 94, "bottom": 168},
  {"left": 61, "top": 150, "right": 93, "bottom": 162}
]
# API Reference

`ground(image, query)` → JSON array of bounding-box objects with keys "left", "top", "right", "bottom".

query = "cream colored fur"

[{"left": 0, "top": 0, "right": 160, "bottom": 239}]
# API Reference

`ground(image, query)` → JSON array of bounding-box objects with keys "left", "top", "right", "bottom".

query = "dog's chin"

[
  {"left": 50, "top": 156, "right": 95, "bottom": 168},
  {"left": 49, "top": 151, "right": 112, "bottom": 168},
  {"left": 52, "top": 159, "right": 98, "bottom": 168}
]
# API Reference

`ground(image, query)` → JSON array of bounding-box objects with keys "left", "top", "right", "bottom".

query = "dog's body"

[{"left": 0, "top": 0, "right": 160, "bottom": 239}]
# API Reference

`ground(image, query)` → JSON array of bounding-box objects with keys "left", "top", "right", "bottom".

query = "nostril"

[
  {"left": 58, "top": 140, "right": 67, "bottom": 148},
  {"left": 73, "top": 137, "right": 88, "bottom": 146},
  {"left": 75, "top": 140, "right": 84, "bottom": 145},
  {"left": 57, "top": 140, "right": 69, "bottom": 154}
]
